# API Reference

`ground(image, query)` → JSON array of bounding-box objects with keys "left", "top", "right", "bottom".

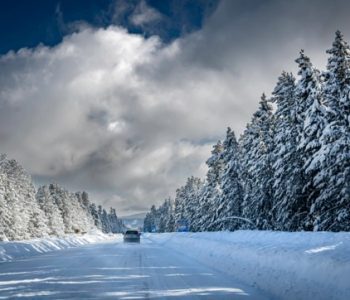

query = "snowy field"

[
  {"left": 146, "top": 231, "right": 350, "bottom": 300},
  {"left": 0, "top": 231, "right": 121, "bottom": 262}
]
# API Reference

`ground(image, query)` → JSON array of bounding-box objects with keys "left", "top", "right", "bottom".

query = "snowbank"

[
  {"left": 146, "top": 231, "right": 350, "bottom": 300},
  {"left": 0, "top": 231, "right": 122, "bottom": 262}
]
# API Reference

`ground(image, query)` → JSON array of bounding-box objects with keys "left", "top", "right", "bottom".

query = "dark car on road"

[{"left": 123, "top": 230, "right": 141, "bottom": 243}]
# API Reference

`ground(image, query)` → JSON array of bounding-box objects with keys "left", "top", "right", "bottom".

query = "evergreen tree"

[
  {"left": 198, "top": 141, "right": 224, "bottom": 231},
  {"left": 0, "top": 171, "right": 11, "bottom": 241},
  {"left": 311, "top": 31, "right": 350, "bottom": 231},
  {"left": 89, "top": 203, "right": 102, "bottom": 229},
  {"left": 48, "top": 184, "right": 94, "bottom": 234},
  {"left": 165, "top": 200, "right": 175, "bottom": 232},
  {"left": 0, "top": 155, "right": 50, "bottom": 239},
  {"left": 158, "top": 199, "right": 171, "bottom": 233},
  {"left": 76, "top": 191, "right": 90, "bottom": 212},
  {"left": 144, "top": 205, "right": 158, "bottom": 232},
  {"left": 101, "top": 208, "right": 111, "bottom": 233},
  {"left": 173, "top": 186, "right": 186, "bottom": 229},
  {"left": 36, "top": 186, "right": 65, "bottom": 236},
  {"left": 295, "top": 50, "right": 327, "bottom": 230},
  {"left": 240, "top": 94, "right": 274, "bottom": 229},
  {"left": 216, "top": 128, "right": 243, "bottom": 230},
  {"left": 0, "top": 154, "right": 121, "bottom": 239},
  {"left": 182, "top": 177, "right": 202, "bottom": 232},
  {"left": 108, "top": 208, "right": 122, "bottom": 233},
  {"left": 143, "top": 212, "right": 153, "bottom": 232},
  {"left": 271, "top": 72, "right": 304, "bottom": 230}
]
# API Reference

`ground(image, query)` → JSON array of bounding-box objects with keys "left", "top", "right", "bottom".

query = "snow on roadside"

[
  {"left": 145, "top": 231, "right": 350, "bottom": 300},
  {"left": 0, "top": 230, "right": 123, "bottom": 263}
]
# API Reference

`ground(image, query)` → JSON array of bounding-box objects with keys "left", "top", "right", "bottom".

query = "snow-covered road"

[{"left": 0, "top": 236, "right": 268, "bottom": 299}]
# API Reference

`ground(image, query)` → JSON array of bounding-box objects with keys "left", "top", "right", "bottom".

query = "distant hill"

[
  {"left": 121, "top": 212, "right": 147, "bottom": 220},
  {"left": 120, "top": 212, "right": 146, "bottom": 230}
]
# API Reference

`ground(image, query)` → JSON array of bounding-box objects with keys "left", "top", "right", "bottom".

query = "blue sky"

[
  {"left": 1, "top": 0, "right": 350, "bottom": 215},
  {"left": 0, "top": 0, "right": 218, "bottom": 54}
]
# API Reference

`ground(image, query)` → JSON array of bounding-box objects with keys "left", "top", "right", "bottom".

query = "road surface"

[{"left": 0, "top": 237, "right": 268, "bottom": 299}]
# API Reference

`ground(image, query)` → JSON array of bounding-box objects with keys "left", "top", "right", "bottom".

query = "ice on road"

[{"left": 0, "top": 237, "right": 267, "bottom": 299}]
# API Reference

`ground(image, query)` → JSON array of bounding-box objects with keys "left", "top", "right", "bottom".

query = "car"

[{"left": 123, "top": 230, "right": 141, "bottom": 243}]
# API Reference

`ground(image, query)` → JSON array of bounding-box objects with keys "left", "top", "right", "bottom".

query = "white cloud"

[
  {"left": 108, "top": 120, "right": 126, "bottom": 133},
  {"left": 0, "top": 26, "right": 217, "bottom": 214}
]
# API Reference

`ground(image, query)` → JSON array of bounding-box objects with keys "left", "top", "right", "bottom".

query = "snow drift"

[
  {"left": 0, "top": 231, "right": 122, "bottom": 262},
  {"left": 146, "top": 231, "right": 350, "bottom": 300}
]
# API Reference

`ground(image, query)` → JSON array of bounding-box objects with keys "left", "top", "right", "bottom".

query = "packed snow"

[
  {"left": 146, "top": 231, "right": 350, "bottom": 300},
  {"left": 0, "top": 231, "right": 121, "bottom": 262},
  {"left": 0, "top": 231, "right": 349, "bottom": 299},
  {"left": 0, "top": 233, "right": 267, "bottom": 299}
]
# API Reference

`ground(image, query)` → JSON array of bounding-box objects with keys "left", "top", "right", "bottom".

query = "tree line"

[
  {"left": 144, "top": 31, "right": 350, "bottom": 233},
  {"left": 0, "top": 154, "right": 123, "bottom": 241}
]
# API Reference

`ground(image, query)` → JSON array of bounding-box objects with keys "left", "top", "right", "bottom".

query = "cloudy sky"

[{"left": 1, "top": 0, "right": 350, "bottom": 216}]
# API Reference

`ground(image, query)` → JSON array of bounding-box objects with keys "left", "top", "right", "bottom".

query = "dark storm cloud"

[{"left": 1, "top": 0, "right": 350, "bottom": 215}]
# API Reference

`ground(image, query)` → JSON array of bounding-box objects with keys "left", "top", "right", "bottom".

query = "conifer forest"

[{"left": 144, "top": 31, "right": 350, "bottom": 233}]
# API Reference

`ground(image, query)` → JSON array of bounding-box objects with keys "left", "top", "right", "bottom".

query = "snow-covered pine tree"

[
  {"left": 143, "top": 205, "right": 158, "bottom": 232},
  {"left": 89, "top": 203, "right": 102, "bottom": 230},
  {"left": 323, "top": 31, "right": 350, "bottom": 115},
  {"left": 0, "top": 174, "right": 22, "bottom": 240},
  {"left": 0, "top": 154, "right": 122, "bottom": 239},
  {"left": 143, "top": 211, "right": 153, "bottom": 232},
  {"left": 216, "top": 128, "right": 243, "bottom": 230},
  {"left": 76, "top": 191, "right": 90, "bottom": 212},
  {"left": 101, "top": 208, "right": 111, "bottom": 233},
  {"left": 0, "top": 170, "right": 11, "bottom": 241},
  {"left": 108, "top": 208, "right": 122, "bottom": 233},
  {"left": 36, "top": 185, "right": 65, "bottom": 236},
  {"left": 165, "top": 199, "right": 175, "bottom": 232},
  {"left": 48, "top": 184, "right": 72, "bottom": 234},
  {"left": 97, "top": 205, "right": 109, "bottom": 233},
  {"left": 197, "top": 141, "right": 224, "bottom": 231},
  {"left": 173, "top": 186, "right": 186, "bottom": 229},
  {"left": 108, "top": 210, "right": 115, "bottom": 233},
  {"left": 72, "top": 192, "right": 94, "bottom": 233},
  {"left": 311, "top": 31, "right": 350, "bottom": 231},
  {"left": 0, "top": 155, "right": 50, "bottom": 239},
  {"left": 158, "top": 199, "right": 172, "bottom": 233},
  {"left": 240, "top": 94, "right": 274, "bottom": 230},
  {"left": 48, "top": 184, "right": 92, "bottom": 234},
  {"left": 181, "top": 176, "right": 202, "bottom": 232},
  {"left": 27, "top": 204, "right": 50, "bottom": 239},
  {"left": 270, "top": 72, "right": 305, "bottom": 230},
  {"left": 151, "top": 205, "right": 158, "bottom": 231},
  {"left": 98, "top": 205, "right": 104, "bottom": 230},
  {"left": 295, "top": 50, "right": 327, "bottom": 230}
]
